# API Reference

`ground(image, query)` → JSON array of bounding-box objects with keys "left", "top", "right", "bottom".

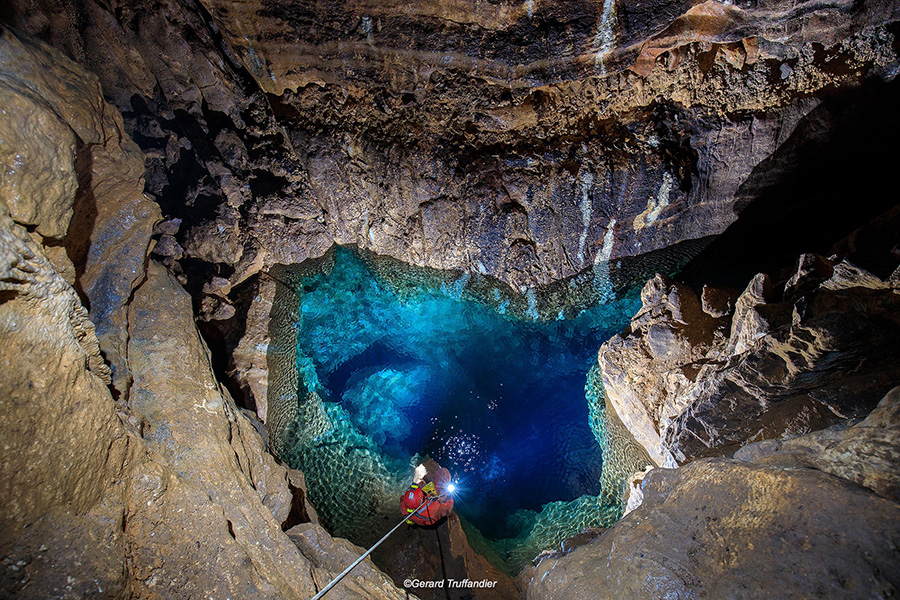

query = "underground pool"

[{"left": 276, "top": 247, "right": 648, "bottom": 570}]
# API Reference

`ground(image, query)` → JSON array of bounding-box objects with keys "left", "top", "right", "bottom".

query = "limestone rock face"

[
  {"left": 0, "top": 28, "right": 407, "bottom": 600},
  {"left": 124, "top": 261, "right": 321, "bottom": 599},
  {"left": 525, "top": 458, "right": 900, "bottom": 600},
  {"left": 232, "top": 272, "right": 279, "bottom": 423},
  {"left": 597, "top": 273, "right": 728, "bottom": 466},
  {"left": 287, "top": 523, "right": 412, "bottom": 600},
  {"left": 0, "top": 25, "right": 161, "bottom": 396},
  {"left": 0, "top": 207, "right": 124, "bottom": 557},
  {"left": 0, "top": 218, "right": 407, "bottom": 598},
  {"left": 736, "top": 386, "right": 900, "bottom": 503},
  {"left": 598, "top": 256, "right": 900, "bottom": 465},
  {"left": 371, "top": 512, "right": 519, "bottom": 600},
  {"left": 6, "top": 0, "right": 898, "bottom": 299}
]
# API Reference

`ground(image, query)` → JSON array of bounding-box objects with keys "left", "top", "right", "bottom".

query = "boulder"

[
  {"left": 286, "top": 523, "right": 411, "bottom": 600},
  {"left": 526, "top": 458, "right": 900, "bottom": 600},
  {"left": 736, "top": 385, "right": 900, "bottom": 502}
]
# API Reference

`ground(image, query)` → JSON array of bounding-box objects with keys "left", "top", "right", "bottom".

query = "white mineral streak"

[
  {"left": 577, "top": 170, "right": 594, "bottom": 266},
  {"left": 593, "top": 0, "right": 618, "bottom": 74},
  {"left": 525, "top": 0, "right": 535, "bottom": 19},
  {"left": 592, "top": 218, "right": 616, "bottom": 302},
  {"left": 525, "top": 287, "right": 539, "bottom": 320},
  {"left": 623, "top": 466, "right": 654, "bottom": 516},
  {"left": 633, "top": 171, "right": 673, "bottom": 230}
]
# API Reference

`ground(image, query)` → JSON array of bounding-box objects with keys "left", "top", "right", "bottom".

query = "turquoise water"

[{"left": 281, "top": 248, "right": 643, "bottom": 568}]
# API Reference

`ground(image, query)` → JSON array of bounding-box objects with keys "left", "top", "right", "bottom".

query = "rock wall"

[
  {"left": 0, "top": 28, "right": 413, "bottom": 600},
  {"left": 4, "top": 0, "right": 898, "bottom": 324},
  {"left": 598, "top": 254, "right": 900, "bottom": 467},
  {"left": 525, "top": 451, "right": 900, "bottom": 599}
]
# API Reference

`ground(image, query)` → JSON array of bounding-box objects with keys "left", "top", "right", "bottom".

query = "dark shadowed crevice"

[
  {"left": 678, "top": 75, "right": 900, "bottom": 290},
  {"left": 64, "top": 137, "right": 97, "bottom": 309}
]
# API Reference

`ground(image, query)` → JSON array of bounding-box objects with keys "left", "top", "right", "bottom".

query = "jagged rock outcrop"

[
  {"left": 524, "top": 456, "right": 900, "bottom": 600},
  {"left": 0, "top": 28, "right": 413, "bottom": 600},
  {"left": 5, "top": 0, "right": 898, "bottom": 309},
  {"left": 598, "top": 253, "right": 900, "bottom": 466}
]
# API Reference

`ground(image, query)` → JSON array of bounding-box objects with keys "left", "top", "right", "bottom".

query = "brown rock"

[
  {"left": 782, "top": 253, "right": 834, "bottom": 301},
  {"left": 599, "top": 259, "right": 900, "bottom": 465},
  {"left": 125, "top": 260, "right": 318, "bottom": 598},
  {"left": 699, "top": 284, "right": 738, "bottom": 319},
  {"left": 526, "top": 459, "right": 900, "bottom": 600},
  {"left": 1, "top": 29, "right": 404, "bottom": 599},
  {"left": 598, "top": 273, "right": 726, "bottom": 466},
  {"left": 666, "top": 273, "right": 900, "bottom": 462},
  {"left": 0, "top": 209, "right": 123, "bottom": 554},
  {"left": 232, "top": 271, "right": 280, "bottom": 423},
  {"left": 0, "top": 26, "right": 161, "bottom": 396},
  {"left": 724, "top": 272, "right": 774, "bottom": 355},
  {"left": 0, "top": 78, "right": 78, "bottom": 240},
  {"left": 9, "top": 0, "right": 898, "bottom": 296},
  {"left": 286, "top": 523, "right": 411, "bottom": 600},
  {"left": 372, "top": 512, "right": 519, "bottom": 600},
  {"left": 737, "top": 386, "right": 900, "bottom": 502}
]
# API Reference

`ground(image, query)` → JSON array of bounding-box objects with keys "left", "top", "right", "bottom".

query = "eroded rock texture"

[
  {"left": 598, "top": 253, "right": 900, "bottom": 466},
  {"left": 0, "top": 29, "right": 412, "bottom": 600},
  {"left": 4, "top": 0, "right": 898, "bottom": 327},
  {"left": 0, "top": 24, "right": 160, "bottom": 395},
  {"left": 736, "top": 386, "right": 900, "bottom": 503}
]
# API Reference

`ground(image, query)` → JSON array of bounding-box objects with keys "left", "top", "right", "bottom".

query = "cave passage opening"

[{"left": 278, "top": 246, "right": 643, "bottom": 570}]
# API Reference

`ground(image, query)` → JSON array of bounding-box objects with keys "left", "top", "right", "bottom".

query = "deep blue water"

[{"left": 293, "top": 248, "right": 640, "bottom": 541}]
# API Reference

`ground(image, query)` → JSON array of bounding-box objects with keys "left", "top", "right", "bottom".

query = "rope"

[{"left": 308, "top": 494, "right": 446, "bottom": 600}]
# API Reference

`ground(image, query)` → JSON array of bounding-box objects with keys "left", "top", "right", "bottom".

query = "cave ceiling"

[{"left": 5, "top": 0, "right": 899, "bottom": 304}]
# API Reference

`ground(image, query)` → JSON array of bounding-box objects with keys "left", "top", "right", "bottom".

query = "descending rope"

[{"left": 309, "top": 496, "right": 441, "bottom": 600}]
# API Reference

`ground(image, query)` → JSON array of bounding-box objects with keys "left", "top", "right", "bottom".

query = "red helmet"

[{"left": 401, "top": 485, "right": 425, "bottom": 511}]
